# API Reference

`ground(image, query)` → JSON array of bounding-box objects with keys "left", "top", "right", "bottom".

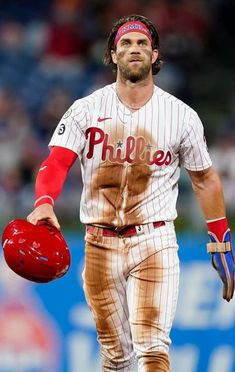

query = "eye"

[
  {"left": 139, "top": 40, "right": 148, "bottom": 46},
  {"left": 120, "top": 40, "right": 130, "bottom": 47}
]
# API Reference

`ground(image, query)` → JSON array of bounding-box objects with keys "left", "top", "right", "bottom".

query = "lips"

[{"left": 129, "top": 60, "right": 142, "bottom": 65}]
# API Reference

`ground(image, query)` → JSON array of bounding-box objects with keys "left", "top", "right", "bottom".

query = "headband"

[{"left": 114, "top": 21, "right": 152, "bottom": 47}]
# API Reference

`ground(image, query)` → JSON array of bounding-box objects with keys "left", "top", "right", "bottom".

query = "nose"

[
  {"left": 130, "top": 49, "right": 141, "bottom": 54},
  {"left": 129, "top": 44, "right": 141, "bottom": 54}
]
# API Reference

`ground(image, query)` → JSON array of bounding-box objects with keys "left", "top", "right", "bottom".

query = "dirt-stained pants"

[{"left": 83, "top": 226, "right": 179, "bottom": 372}]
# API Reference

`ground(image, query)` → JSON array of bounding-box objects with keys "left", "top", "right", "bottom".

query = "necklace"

[
  {"left": 123, "top": 102, "right": 141, "bottom": 111},
  {"left": 116, "top": 86, "right": 154, "bottom": 112},
  {"left": 117, "top": 94, "right": 142, "bottom": 111}
]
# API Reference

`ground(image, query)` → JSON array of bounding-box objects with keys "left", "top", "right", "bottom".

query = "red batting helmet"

[{"left": 1, "top": 219, "right": 70, "bottom": 283}]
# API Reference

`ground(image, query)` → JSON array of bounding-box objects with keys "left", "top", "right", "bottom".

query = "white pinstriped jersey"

[{"left": 49, "top": 83, "right": 212, "bottom": 227}]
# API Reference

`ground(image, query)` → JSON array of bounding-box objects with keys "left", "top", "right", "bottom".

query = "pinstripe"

[
  {"left": 163, "top": 98, "right": 173, "bottom": 218},
  {"left": 96, "top": 93, "right": 105, "bottom": 220},
  {"left": 146, "top": 96, "right": 154, "bottom": 220},
  {"left": 109, "top": 242, "right": 128, "bottom": 360}
]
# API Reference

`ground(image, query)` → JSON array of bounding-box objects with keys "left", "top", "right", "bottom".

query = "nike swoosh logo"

[{"left": 97, "top": 116, "right": 112, "bottom": 122}]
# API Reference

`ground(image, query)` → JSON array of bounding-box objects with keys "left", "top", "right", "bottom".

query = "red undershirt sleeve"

[{"left": 34, "top": 146, "right": 78, "bottom": 208}]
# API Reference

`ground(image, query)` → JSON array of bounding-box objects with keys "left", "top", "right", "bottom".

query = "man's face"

[{"left": 111, "top": 32, "right": 158, "bottom": 83}]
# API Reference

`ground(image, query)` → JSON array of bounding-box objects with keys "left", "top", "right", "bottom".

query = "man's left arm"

[{"left": 188, "top": 166, "right": 235, "bottom": 302}]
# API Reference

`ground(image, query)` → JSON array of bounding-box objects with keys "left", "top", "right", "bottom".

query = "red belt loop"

[{"left": 86, "top": 221, "right": 165, "bottom": 238}]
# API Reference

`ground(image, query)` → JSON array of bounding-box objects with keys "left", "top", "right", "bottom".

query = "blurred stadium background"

[{"left": 0, "top": 0, "right": 234, "bottom": 371}]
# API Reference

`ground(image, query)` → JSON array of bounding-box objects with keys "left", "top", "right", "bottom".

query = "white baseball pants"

[{"left": 82, "top": 223, "right": 180, "bottom": 372}]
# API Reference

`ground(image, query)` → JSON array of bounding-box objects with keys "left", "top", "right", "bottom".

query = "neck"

[{"left": 116, "top": 75, "right": 154, "bottom": 111}]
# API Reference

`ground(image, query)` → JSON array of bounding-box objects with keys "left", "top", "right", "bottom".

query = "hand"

[
  {"left": 208, "top": 230, "right": 235, "bottom": 302},
  {"left": 27, "top": 203, "right": 60, "bottom": 230},
  {"left": 211, "top": 251, "right": 235, "bottom": 302}
]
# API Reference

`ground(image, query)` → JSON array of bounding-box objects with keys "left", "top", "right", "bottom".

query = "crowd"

[{"left": 0, "top": 0, "right": 234, "bottom": 230}]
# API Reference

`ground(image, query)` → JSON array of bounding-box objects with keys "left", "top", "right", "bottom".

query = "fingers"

[
  {"left": 223, "top": 286, "right": 233, "bottom": 302},
  {"left": 222, "top": 277, "right": 234, "bottom": 302},
  {"left": 211, "top": 253, "right": 235, "bottom": 302},
  {"left": 26, "top": 210, "right": 40, "bottom": 226},
  {"left": 27, "top": 204, "right": 61, "bottom": 230},
  {"left": 221, "top": 253, "right": 234, "bottom": 302}
]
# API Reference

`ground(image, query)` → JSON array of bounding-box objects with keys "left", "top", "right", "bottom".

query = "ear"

[
  {"left": 152, "top": 49, "right": 159, "bottom": 64},
  {"left": 111, "top": 49, "right": 117, "bottom": 64}
]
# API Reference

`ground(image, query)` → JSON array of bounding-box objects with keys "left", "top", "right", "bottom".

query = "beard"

[{"left": 117, "top": 53, "right": 152, "bottom": 83}]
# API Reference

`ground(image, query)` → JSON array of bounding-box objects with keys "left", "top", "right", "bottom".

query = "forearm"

[
  {"left": 27, "top": 147, "right": 78, "bottom": 228},
  {"left": 35, "top": 159, "right": 68, "bottom": 207},
  {"left": 190, "top": 167, "right": 226, "bottom": 220},
  {"left": 35, "top": 146, "right": 78, "bottom": 207},
  {"left": 189, "top": 167, "right": 234, "bottom": 302}
]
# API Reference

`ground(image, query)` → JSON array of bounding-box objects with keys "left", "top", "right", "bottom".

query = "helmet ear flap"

[{"left": 1, "top": 219, "right": 70, "bottom": 283}]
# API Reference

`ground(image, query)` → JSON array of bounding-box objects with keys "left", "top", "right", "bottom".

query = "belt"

[{"left": 86, "top": 221, "right": 165, "bottom": 238}]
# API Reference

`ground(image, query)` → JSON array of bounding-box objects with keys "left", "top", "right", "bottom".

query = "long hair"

[{"left": 103, "top": 14, "right": 163, "bottom": 75}]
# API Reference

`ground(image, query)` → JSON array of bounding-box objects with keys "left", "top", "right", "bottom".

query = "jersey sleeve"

[
  {"left": 179, "top": 110, "right": 212, "bottom": 171},
  {"left": 48, "top": 100, "right": 86, "bottom": 155}
]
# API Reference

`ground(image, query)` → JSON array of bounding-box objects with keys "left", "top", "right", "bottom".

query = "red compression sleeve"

[{"left": 34, "top": 146, "right": 78, "bottom": 208}]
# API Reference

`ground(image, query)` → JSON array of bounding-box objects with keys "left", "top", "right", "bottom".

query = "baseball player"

[{"left": 27, "top": 14, "right": 235, "bottom": 372}]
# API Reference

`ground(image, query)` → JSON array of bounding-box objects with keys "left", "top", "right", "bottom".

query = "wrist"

[
  {"left": 34, "top": 195, "right": 54, "bottom": 208},
  {"left": 206, "top": 217, "right": 230, "bottom": 242}
]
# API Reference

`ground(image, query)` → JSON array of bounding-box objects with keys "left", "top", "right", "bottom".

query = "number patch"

[{"left": 58, "top": 123, "right": 65, "bottom": 135}]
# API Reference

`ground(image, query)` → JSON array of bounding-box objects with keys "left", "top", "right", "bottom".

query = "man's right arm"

[{"left": 27, "top": 146, "right": 78, "bottom": 229}]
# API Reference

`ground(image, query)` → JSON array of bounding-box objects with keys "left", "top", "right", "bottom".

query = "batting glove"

[{"left": 207, "top": 218, "right": 235, "bottom": 302}]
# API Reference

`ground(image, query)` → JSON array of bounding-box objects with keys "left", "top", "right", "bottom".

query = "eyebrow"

[{"left": 120, "top": 37, "right": 149, "bottom": 43}]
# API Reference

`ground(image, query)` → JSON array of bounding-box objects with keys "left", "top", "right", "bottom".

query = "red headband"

[{"left": 114, "top": 21, "right": 152, "bottom": 47}]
